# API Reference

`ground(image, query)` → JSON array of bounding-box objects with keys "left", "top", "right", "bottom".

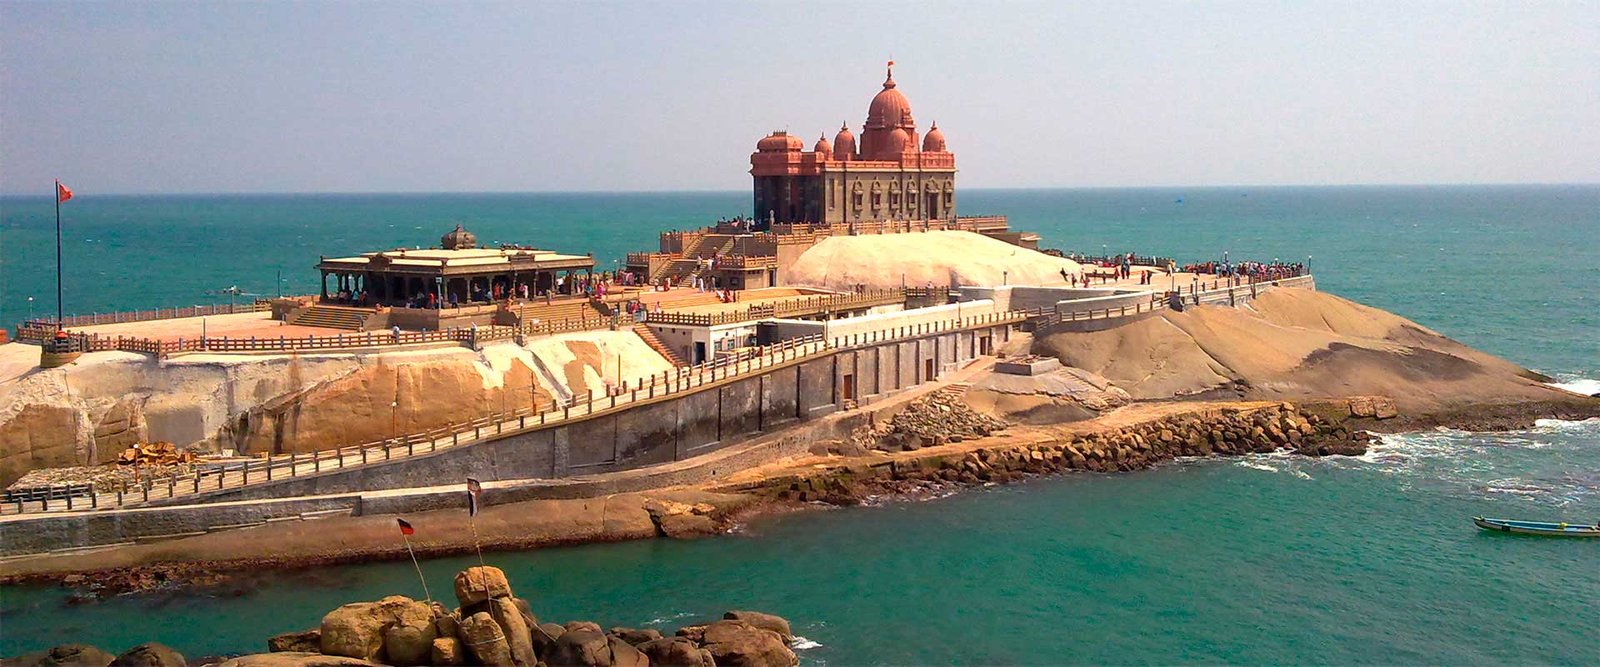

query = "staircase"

[
  {"left": 633, "top": 323, "right": 689, "bottom": 368},
  {"left": 287, "top": 305, "right": 369, "bottom": 331},
  {"left": 506, "top": 298, "right": 608, "bottom": 328}
]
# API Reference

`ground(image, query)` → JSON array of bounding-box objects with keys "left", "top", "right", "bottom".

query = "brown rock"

[
  {"left": 636, "top": 637, "right": 715, "bottom": 667},
  {"left": 722, "top": 611, "right": 792, "bottom": 641},
  {"left": 454, "top": 566, "right": 513, "bottom": 607},
  {"left": 608, "top": 636, "right": 649, "bottom": 667},
  {"left": 545, "top": 629, "right": 609, "bottom": 667},
  {"left": 489, "top": 597, "right": 538, "bottom": 667},
  {"left": 429, "top": 638, "right": 466, "bottom": 667},
  {"left": 381, "top": 620, "right": 437, "bottom": 667},
  {"left": 565, "top": 621, "right": 603, "bottom": 634},
  {"left": 319, "top": 595, "right": 432, "bottom": 661},
  {"left": 700, "top": 620, "right": 797, "bottom": 667},
  {"left": 108, "top": 645, "right": 186, "bottom": 667},
  {"left": 33, "top": 645, "right": 116, "bottom": 667},
  {"left": 459, "top": 611, "right": 515, "bottom": 666},
  {"left": 267, "top": 629, "right": 321, "bottom": 653},
  {"left": 214, "top": 654, "right": 383, "bottom": 667},
  {"left": 609, "top": 627, "right": 665, "bottom": 646}
]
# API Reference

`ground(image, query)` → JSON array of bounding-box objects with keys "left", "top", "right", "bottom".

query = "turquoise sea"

[{"left": 1, "top": 186, "right": 1597, "bottom": 663}]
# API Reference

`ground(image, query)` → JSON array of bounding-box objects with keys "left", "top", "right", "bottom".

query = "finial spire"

[{"left": 884, "top": 58, "right": 896, "bottom": 88}]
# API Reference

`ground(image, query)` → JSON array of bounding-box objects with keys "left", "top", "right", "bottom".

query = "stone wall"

[{"left": 127, "top": 323, "right": 1010, "bottom": 507}]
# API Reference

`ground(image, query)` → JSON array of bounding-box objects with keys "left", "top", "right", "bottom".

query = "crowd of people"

[{"left": 1181, "top": 260, "right": 1306, "bottom": 282}]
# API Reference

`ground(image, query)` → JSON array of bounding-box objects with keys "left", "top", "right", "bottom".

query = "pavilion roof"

[{"left": 318, "top": 246, "right": 595, "bottom": 275}]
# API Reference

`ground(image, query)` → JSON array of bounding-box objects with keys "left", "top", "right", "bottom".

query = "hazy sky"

[{"left": 2, "top": 1, "right": 1597, "bottom": 194}]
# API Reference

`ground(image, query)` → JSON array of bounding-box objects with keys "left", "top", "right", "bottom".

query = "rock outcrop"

[
  {"left": 1034, "top": 288, "right": 1586, "bottom": 415},
  {"left": 786, "top": 230, "right": 1082, "bottom": 291},
  {"left": 155, "top": 565, "right": 801, "bottom": 667},
  {"left": 0, "top": 328, "right": 674, "bottom": 486}
]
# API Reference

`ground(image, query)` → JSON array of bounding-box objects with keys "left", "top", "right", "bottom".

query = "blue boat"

[{"left": 1473, "top": 516, "right": 1600, "bottom": 537}]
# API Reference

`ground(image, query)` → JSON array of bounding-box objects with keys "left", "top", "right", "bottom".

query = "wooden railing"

[
  {"left": 643, "top": 289, "right": 906, "bottom": 326},
  {"left": 15, "top": 300, "right": 275, "bottom": 342}
]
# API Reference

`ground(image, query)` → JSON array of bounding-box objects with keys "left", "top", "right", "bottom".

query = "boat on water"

[{"left": 1473, "top": 517, "right": 1600, "bottom": 537}]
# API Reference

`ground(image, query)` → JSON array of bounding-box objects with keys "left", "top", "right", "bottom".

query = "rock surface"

[
  {"left": 1035, "top": 287, "right": 1583, "bottom": 414},
  {"left": 318, "top": 595, "right": 432, "bottom": 661},
  {"left": 787, "top": 230, "right": 1082, "bottom": 291},
  {"left": 107, "top": 643, "right": 186, "bottom": 667}
]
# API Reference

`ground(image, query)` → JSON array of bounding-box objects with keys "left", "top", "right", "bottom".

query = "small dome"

[
  {"left": 814, "top": 133, "right": 832, "bottom": 155},
  {"left": 441, "top": 224, "right": 477, "bottom": 250},
  {"left": 833, "top": 122, "right": 857, "bottom": 161},
  {"left": 756, "top": 131, "right": 804, "bottom": 152},
  {"left": 886, "top": 127, "right": 911, "bottom": 154},
  {"left": 922, "top": 122, "right": 947, "bottom": 152}
]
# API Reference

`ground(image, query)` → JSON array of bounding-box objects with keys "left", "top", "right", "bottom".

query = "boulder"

[
  {"left": 33, "top": 645, "right": 117, "bottom": 667},
  {"left": 429, "top": 638, "right": 466, "bottom": 667},
  {"left": 545, "top": 629, "right": 610, "bottom": 667},
  {"left": 381, "top": 620, "right": 437, "bottom": 666},
  {"left": 267, "top": 629, "right": 321, "bottom": 653},
  {"left": 530, "top": 622, "right": 565, "bottom": 658},
  {"left": 564, "top": 621, "right": 603, "bottom": 634},
  {"left": 607, "top": 636, "right": 649, "bottom": 667},
  {"left": 433, "top": 613, "right": 460, "bottom": 641},
  {"left": 489, "top": 597, "right": 538, "bottom": 667},
  {"left": 636, "top": 638, "right": 715, "bottom": 667},
  {"left": 459, "top": 611, "right": 515, "bottom": 666},
  {"left": 453, "top": 566, "right": 513, "bottom": 607},
  {"left": 722, "top": 611, "right": 792, "bottom": 640},
  {"left": 700, "top": 620, "right": 797, "bottom": 667},
  {"left": 609, "top": 627, "right": 664, "bottom": 646},
  {"left": 109, "top": 644, "right": 186, "bottom": 667},
  {"left": 214, "top": 654, "right": 383, "bottom": 667},
  {"left": 319, "top": 595, "right": 432, "bottom": 661}
]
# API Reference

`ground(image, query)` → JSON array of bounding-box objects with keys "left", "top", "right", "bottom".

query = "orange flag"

[{"left": 56, "top": 182, "right": 73, "bottom": 203}]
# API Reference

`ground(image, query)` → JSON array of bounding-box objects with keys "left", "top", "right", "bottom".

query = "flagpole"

[
  {"left": 54, "top": 180, "right": 63, "bottom": 329},
  {"left": 469, "top": 516, "right": 486, "bottom": 567},
  {"left": 401, "top": 531, "right": 432, "bottom": 603}
]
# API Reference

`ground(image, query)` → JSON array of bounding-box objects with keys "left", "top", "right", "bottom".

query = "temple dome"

[
  {"left": 832, "top": 122, "right": 857, "bottom": 161},
  {"left": 886, "top": 127, "right": 911, "bottom": 154},
  {"left": 756, "top": 131, "right": 804, "bottom": 152},
  {"left": 922, "top": 122, "right": 946, "bottom": 152},
  {"left": 866, "top": 69, "right": 913, "bottom": 129},
  {"left": 813, "top": 133, "right": 832, "bottom": 155}
]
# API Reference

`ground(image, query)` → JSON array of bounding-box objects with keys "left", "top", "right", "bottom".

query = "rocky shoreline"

[
  {"left": 7, "top": 565, "right": 801, "bottom": 667},
  {"left": 739, "top": 399, "right": 1372, "bottom": 506}
]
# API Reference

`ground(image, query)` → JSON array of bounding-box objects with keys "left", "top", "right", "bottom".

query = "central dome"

[{"left": 866, "top": 69, "right": 912, "bottom": 129}]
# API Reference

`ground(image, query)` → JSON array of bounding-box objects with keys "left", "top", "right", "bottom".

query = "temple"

[
  {"left": 751, "top": 63, "right": 957, "bottom": 226},
  {"left": 314, "top": 224, "right": 597, "bottom": 308}
]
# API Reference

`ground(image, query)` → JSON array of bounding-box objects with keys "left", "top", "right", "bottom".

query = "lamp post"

[{"left": 27, "top": 296, "right": 34, "bottom": 320}]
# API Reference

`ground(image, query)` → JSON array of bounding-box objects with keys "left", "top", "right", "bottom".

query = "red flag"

[
  {"left": 56, "top": 182, "right": 73, "bottom": 203},
  {"left": 397, "top": 518, "right": 415, "bottom": 536},
  {"left": 466, "top": 478, "right": 482, "bottom": 517}
]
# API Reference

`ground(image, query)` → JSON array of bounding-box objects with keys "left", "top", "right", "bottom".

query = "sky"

[{"left": 1, "top": 1, "right": 1597, "bottom": 194}]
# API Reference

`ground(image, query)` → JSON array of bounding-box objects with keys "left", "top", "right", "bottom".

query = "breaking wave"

[
  {"left": 791, "top": 636, "right": 823, "bottom": 650},
  {"left": 1545, "top": 376, "right": 1600, "bottom": 396}
]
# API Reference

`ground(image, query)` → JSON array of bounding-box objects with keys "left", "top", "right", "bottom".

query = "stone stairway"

[
  {"left": 287, "top": 305, "right": 369, "bottom": 330},
  {"left": 634, "top": 323, "right": 689, "bottom": 367},
  {"left": 505, "top": 298, "right": 607, "bottom": 328}
]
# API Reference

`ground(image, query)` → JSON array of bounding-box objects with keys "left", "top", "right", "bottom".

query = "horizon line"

[{"left": 1, "top": 181, "right": 1598, "bottom": 198}]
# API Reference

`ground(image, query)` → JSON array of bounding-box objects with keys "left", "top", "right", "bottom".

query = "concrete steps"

[
  {"left": 634, "top": 323, "right": 689, "bottom": 368},
  {"left": 288, "top": 305, "right": 369, "bottom": 330}
]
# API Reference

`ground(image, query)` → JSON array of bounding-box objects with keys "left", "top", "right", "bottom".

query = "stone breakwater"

[
  {"left": 755, "top": 402, "right": 1370, "bottom": 504},
  {"left": 8, "top": 566, "right": 799, "bottom": 667}
]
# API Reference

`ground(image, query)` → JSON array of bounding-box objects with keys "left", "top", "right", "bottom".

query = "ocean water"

[{"left": 1, "top": 186, "right": 1597, "bottom": 662}]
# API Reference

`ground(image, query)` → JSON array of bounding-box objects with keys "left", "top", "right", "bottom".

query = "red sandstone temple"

[
  {"left": 751, "top": 63, "right": 957, "bottom": 226},
  {"left": 626, "top": 65, "right": 1026, "bottom": 290}
]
